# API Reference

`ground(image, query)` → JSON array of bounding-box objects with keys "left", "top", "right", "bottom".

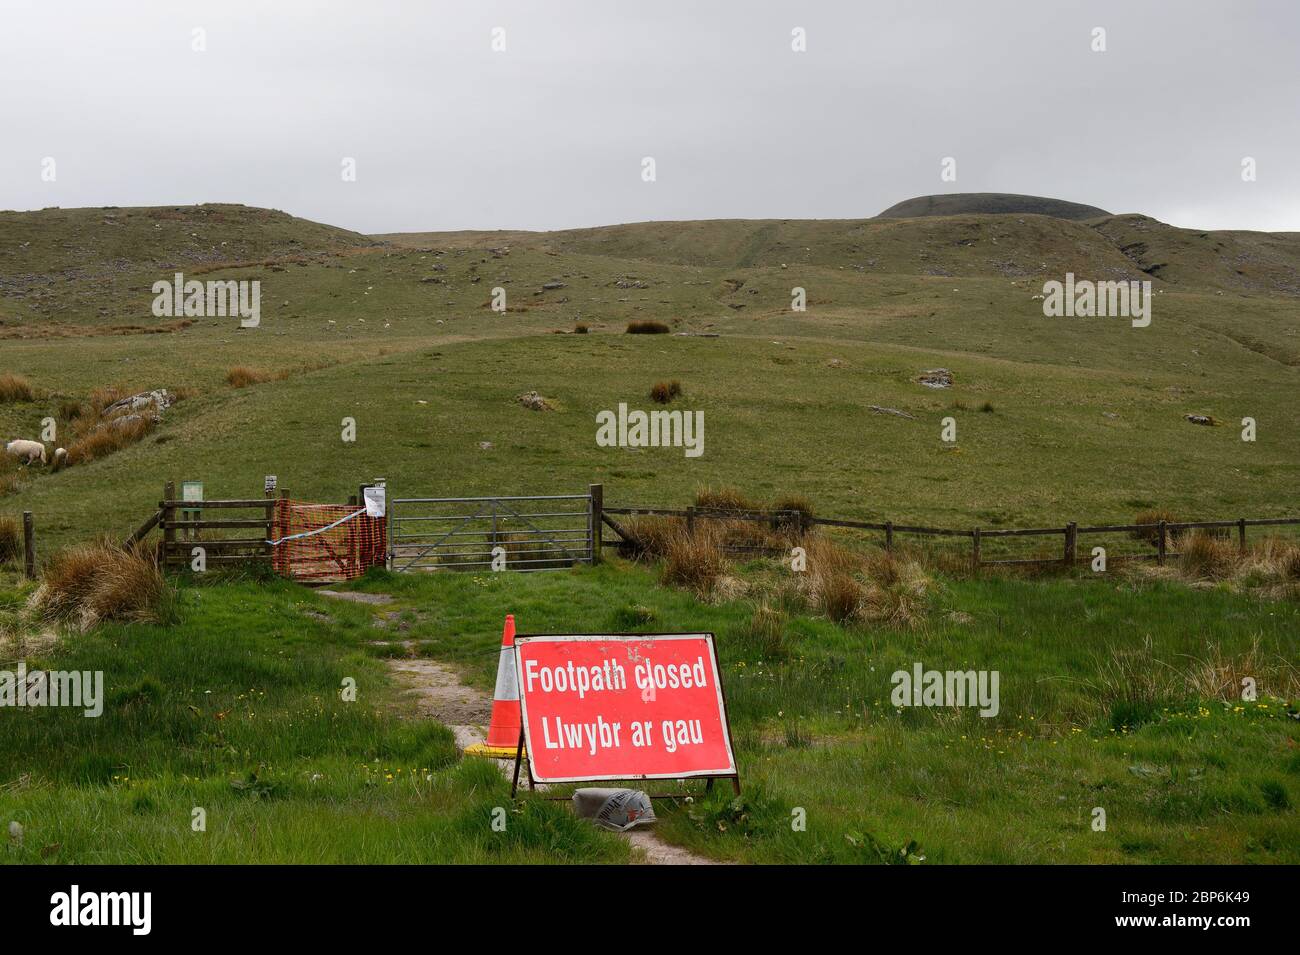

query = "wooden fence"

[
  {"left": 117, "top": 478, "right": 1298, "bottom": 577},
  {"left": 598, "top": 499, "right": 1300, "bottom": 570},
  {"left": 143, "top": 480, "right": 281, "bottom": 571}
]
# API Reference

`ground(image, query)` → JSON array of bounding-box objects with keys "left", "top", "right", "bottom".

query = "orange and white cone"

[{"left": 464, "top": 615, "right": 525, "bottom": 758}]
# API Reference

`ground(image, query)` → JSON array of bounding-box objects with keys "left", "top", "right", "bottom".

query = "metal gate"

[{"left": 389, "top": 493, "right": 594, "bottom": 572}]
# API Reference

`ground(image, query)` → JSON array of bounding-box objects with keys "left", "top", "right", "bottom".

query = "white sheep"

[{"left": 4, "top": 439, "right": 47, "bottom": 465}]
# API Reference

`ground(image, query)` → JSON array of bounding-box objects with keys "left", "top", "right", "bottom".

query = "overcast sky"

[{"left": 2, "top": 0, "right": 1296, "bottom": 234}]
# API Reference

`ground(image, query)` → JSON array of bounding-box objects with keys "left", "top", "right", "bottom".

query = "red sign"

[{"left": 514, "top": 633, "right": 737, "bottom": 783}]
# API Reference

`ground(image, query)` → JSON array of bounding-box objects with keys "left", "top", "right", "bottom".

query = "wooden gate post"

[
  {"left": 162, "top": 481, "right": 176, "bottom": 568},
  {"left": 686, "top": 505, "right": 696, "bottom": 536},
  {"left": 1064, "top": 522, "right": 1077, "bottom": 567},
  {"left": 589, "top": 483, "right": 603, "bottom": 564},
  {"left": 1157, "top": 520, "right": 1167, "bottom": 565},
  {"left": 1237, "top": 518, "right": 1247, "bottom": 554},
  {"left": 884, "top": 520, "right": 894, "bottom": 552},
  {"left": 22, "top": 511, "right": 35, "bottom": 579},
  {"left": 972, "top": 527, "right": 981, "bottom": 573}
]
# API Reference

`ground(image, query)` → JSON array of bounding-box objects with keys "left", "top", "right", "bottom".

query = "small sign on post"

[
  {"left": 512, "top": 633, "right": 738, "bottom": 796},
  {"left": 264, "top": 474, "right": 277, "bottom": 494},
  {"left": 181, "top": 481, "right": 203, "bottom": 541}
]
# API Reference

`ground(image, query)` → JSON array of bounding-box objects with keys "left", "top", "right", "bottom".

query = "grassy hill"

[
  {"left": 878, "top": 192, "right": 1111, "bottom": 220},
  {"left": 3, "top": 201, "right": 1300, "bottom": 550},
  {"left": 0, "top": 204, "right": 374, "bottom": 331}
]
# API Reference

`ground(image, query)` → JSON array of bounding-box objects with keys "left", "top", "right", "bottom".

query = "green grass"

[
  {"left": 2, "top": 558, "right": 1295, "bottom": 864},
  {"left": 348, "top": 562, "right": 1298, "bottom": 864},
  {"left": 0, "top": 574, "right": 627, "bottom": 864}
]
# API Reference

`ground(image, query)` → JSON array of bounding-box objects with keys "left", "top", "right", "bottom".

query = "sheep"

[
  {"left": 52, "top": 447, "right": 68, "bottom": 470},
  {"left": 5, "top": 439, "right": 47, "bottom": 465}
]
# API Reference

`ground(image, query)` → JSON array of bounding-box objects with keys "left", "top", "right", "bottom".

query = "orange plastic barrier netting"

[{"left": 270, "top": 499, "right": 387, "bottom": 583}]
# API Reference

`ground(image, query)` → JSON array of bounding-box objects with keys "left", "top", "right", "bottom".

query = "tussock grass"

[
  {"left": 736, "top": 604, "right": 788, "bottom": 660},
  {"left": 0, "top": 455, "right": 21, "bottom": 497},
  {"left": 32, "top": 539, "right": 172, "bottom": 630},
  {"left": 65, "top": 415, "right": 154, "bottom": 465},
  {"left": 694, "top": 485, "right": 760, "bottom": 512},
  {"left": 649, "top": 379, "right": 682, "bottom": 404},
  {"left": 661, "top": 522, "right": 727, "bottom": 598},
  {"left": 226, "top": 365, "right": 280, "bottom": 388},
  {"left": 771, "top": 492, "right": 814, "bottom": 529},
  {"left": 0, "top": 373, "right": 36, "bottom": 402},
  {"left": 1131, "top": 508, "right": 1177, "bottom": 545},
  {"left": 617, "top": 514, "right": 681, "bottom": 560},
  {"left": 0, "top": 515, "right": 21, "bottom": 564},
  {"left": 1177, "top": 529, "right": 1238, "bottom": 580}
]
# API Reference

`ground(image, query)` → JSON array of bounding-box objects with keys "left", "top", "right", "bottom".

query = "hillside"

[
  {"left": 1091, "top": 214, "right": 1300, "bottom": 295},
  {"left": 530, "top": 215, "right": 1143, "bottom": 280},
  {"left": 878, "top": 192, "right": 1111, "bottom": 220},
  {"left": 3, "top": 198, "right": 1300, "bottom": 552},
  {"left": 0, "top": 204, "right": 373, "bottom": 329}
]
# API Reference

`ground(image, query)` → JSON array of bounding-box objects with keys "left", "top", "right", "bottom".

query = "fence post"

[
  {"left": 1157, "top": 520, "right": 1167, "bottom": 565},
  {"left": 686, "top": 505, "right": 696, "bottom": 536},
  {"left": 1237, "top": 518, "right": 1247, "bottom": 554},
  {"left": 162, "top": 480, "right": 175, "bottom": 568},
  {"left": 1064, "top": 522, "right": 1077, "bottom": 567},
  {"left": 885, "top": 520, "right": 894, "bottom": 552},
  {"left": 589, "top": 483, "right": 603, "bottom": 564},
  {"left": 22, "top": 511, "right": 35, "bottom": 579},
  {"left": 264, "top": 483, "right": 277, "bottom": 564},
  {"left": 972, "top": 527, "right": 981, "bottom": 573}
]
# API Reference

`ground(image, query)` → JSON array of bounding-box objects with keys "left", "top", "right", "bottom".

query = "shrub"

[
  {"left": 573, "top": 323, "right": 589, "bottom": 334},
  {"left": 0, "top": 373, "right": 36, "bottom": 402},
  {"left": 32, "top": 540, "right": 171, "bottom": 629},
  {"left": 650, "top": 381, "right": 673, "bottom": 404},
  {"left": 668, "top": 380, "right": 682, "bottom": 398},
  {"left": 0, "top": 515, "right": 20, "bottom": 564},
  {"left": 65, "top": 415, "right": 154, "bottom": 465},
  {"left": 979, "top": 401, "right": 995, "bottom": 413},
  {"left": 626, "top": 320, "right": 670, "bottom": 334}
]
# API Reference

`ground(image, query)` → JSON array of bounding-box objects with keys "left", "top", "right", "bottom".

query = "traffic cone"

[{"left": 464, "top": 615, "right": 525, "bottom": 758}]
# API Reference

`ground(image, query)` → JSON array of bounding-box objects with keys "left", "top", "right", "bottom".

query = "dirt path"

[{"left": 322, "top": 591, "right": 719, "bottom": 865}]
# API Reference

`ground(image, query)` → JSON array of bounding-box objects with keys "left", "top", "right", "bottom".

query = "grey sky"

[{"left": 2, "top": 0, "right": 1297, "bottom": 234}]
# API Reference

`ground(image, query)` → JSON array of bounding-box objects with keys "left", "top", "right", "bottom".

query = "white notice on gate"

[{"left": 363, "top": 485, "right": 386, "bottom": 518}]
